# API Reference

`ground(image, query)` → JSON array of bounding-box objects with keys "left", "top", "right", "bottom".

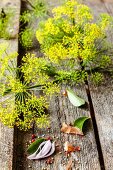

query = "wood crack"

[{"left": 85, "top": 80, "right": 105, "bottom": 170}]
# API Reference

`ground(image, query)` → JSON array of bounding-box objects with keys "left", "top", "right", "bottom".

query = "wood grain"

[
  {"left": 84, "top": 0, "right": 113, "bottom": 169},
  {"left": 89, "top": 78, "right": 113, "bottom": 170},
  {"left": 9, "top": 0, "right": 113, "bottom": 170},
  {"left": 0, "top": 0, "right": 20, "bottom": 170},
  {"left": 14, "top": 1, "right": 102, "bottom": 170},
  {"left": 20, "top": 85, "right": 101, "bottom": 170}
]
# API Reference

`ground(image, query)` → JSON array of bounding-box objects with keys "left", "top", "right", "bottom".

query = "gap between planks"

[
  {"left": 13, "top": 0, "right": 104, "bottom": 170},
  {"left": 84, "top": 0, "right": 113, "bottom": 170},
  {"left": 0, "top": 0, "right": 20, "bottom": 170},
  {"left": 7, "top": 0, "right": 113, "bottom": 170},
  {"left": 14, "top": 85, "right": 101, "bottom": 170}
]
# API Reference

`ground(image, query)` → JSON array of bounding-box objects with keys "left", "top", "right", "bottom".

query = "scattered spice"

[
  {"left": 45, "top": 136, "right": 53, "bottom": 141},
  {"left": 64, "top": 141, "right": 75, "bottom": 153},
  {"left": 62, "top": 90, "right": 67, "bottom": 96},
  {"left": 46, "top": 157, "right": 54, "bottom": 164},
  {"left": 56, "top": 145, "right": 62, "bottom": 153},
  {"left": 75, "top": 146, "right": 80, "bottom": 151},
  {"left": 61, "top": 122, "right": 83, "bottom": 135},
  {"left": 66, "top": 159, "right": 73, "bottom": 170},
  {"left": 64, "top": 141, "right": 81, "bottom": 153},
  {"left": 28, "top": 165, "right": 32, "bottom": 168},
  {"left": 32, "top": 134, "right": 36, "bottom": 139},
  {"left": 59, "top": 151, "right": 62, "bottom": 154},
  {"left": 31, "top": 139, "right": 35, "bottom": 143}
]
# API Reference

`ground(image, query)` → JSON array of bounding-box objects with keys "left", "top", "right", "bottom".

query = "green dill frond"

[
  {"left": 36, "top": 0, "right": 113, "bottom": 85},
  {"left": 0, "top": 43, "right": 59, "bottom": 130},
  {"left": 19, "top": 28, "right": 34, "bottom": 49},
  {"left": 19, "top": 0, "right": 48, "bottom": 49},
  {"left": 90, "top": 72, "right": 104, "bottom": 85},
  {"left": 20, "top": 10, "right": 32, "bottom": 24},
  {"left": 32, "top": 0, "right": 48, "bottom": 18}
]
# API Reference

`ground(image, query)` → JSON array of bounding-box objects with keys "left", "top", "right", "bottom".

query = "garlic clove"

[{"left": 27, "top": 140, "right": 53, "bottom": 160}]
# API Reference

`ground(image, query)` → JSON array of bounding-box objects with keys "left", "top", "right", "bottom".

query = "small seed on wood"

[
  {"left": 67, "top": 154, "right": 70, "bottom": 157},
  {"left": 28, "top": 165, "right": 31, "bottom": 168},
  {"left": 56, "top": 144, "right": 59, "bottom": 147}
]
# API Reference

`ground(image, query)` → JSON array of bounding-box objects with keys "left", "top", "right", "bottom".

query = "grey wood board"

[
  {"left": 0, "top": 41, "right": 18, "bottom": 170},
  {"left": 85, "top": 0, "right": 113, "bottom": 169},
  {"left": 21, "top": 85, "right": 101, "bottom": 170},
  {"left": 0, "top": 0, "right": 20, "bottom": 169},
  {"left": 15, "top": 0, "right": 102, "bottom": 169},
  {"left": 84, "top": 0, "right": 108, "bottom": 19},
  {"left": 13, "top": 0, "right": 113, "bottom": 169},
  {"left": 104, "top": 2, "right": 113, "bottom": 15},
  {"left": 89, "top": 79, "right": 113, "bottom": 170}
]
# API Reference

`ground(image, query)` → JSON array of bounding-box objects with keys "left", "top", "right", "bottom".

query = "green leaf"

[
  {"left": 74, "top": 116, "right": 90, "bottom": 131},
  {"left": 67, "top": 89, "right": 85, "bottom": 107},
  {"left": 27, "top": 138, "right": 45, "bottom": 154}
]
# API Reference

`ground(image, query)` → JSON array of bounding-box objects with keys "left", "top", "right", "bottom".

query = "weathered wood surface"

[
  {"left": 13, "top": 0, "right": 113, "bottom": 170},
  {"left": 89, "top": 78, "right": 113, "bottom": 170},
  {"left": 1, "top": 0, "right": 113, "bottom": 170},
  {"left": 0, "top": 0, "right": 20, "bottom": 170},
  {"left": 84, "top": 0, "right": 107, "bottom": 18},
  {"left": 15, "top": 86, "right": 100, "bottom": 170},
  {"left": 11, "top": 0, "right": 105, "bottom": 169},
  {"left": 84, "top": 0, "right": 113, "bottom": 169}
]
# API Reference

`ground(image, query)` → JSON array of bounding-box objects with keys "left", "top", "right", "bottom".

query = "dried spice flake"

[{"left": 61, "top": 122, "right": 83, "bottom": 135}]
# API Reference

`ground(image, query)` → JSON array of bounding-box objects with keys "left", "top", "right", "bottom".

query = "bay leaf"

[
  {"left": 67, "top": 89, "right": 85, "bottom": 107},
  {"left": 74, "top": 116, "right": 90, "bottom": 131}
]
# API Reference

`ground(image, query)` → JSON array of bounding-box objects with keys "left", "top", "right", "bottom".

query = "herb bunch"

[
  {"left": 20, "top": 0, "right": 48, "bottom": 49},
  {"left": 0, "top": 43, "right": 59, "bottom": 130},
  {"left": 36, "top": 0, "right": 113, "bottom": 85}
]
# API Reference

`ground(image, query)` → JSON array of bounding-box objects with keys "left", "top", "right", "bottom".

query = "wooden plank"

[
  {"left": 13, "top": 1, "right": 101, "bottom": 169},
  {"left": 0, "top": 0, "right": 20, "bottom": 170},
  {"left": 84, "top": 0, "right": 113, "bottom": 169},
  {"left": 89, "top": 78, "right": 113, "bottom": 170},
  {"left": 19, "top": 85, "right": 101, "bottom": 170},
  {"left": 84, "top": 0, "right": 107, "bottom": 18},
  {"left": 104, "top": 1, "right": 113, "bottom": 15},
  {"left": 46, "top": 0, "right": 64, "bottom": 8}
]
